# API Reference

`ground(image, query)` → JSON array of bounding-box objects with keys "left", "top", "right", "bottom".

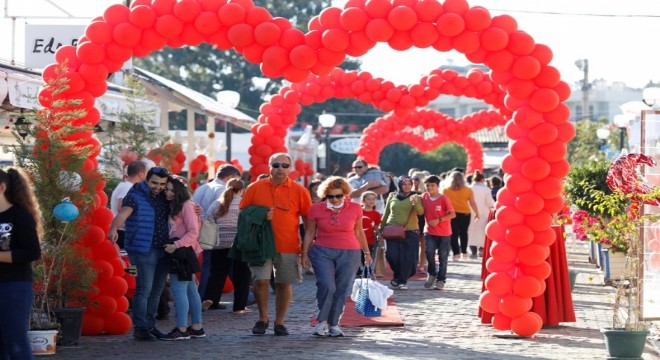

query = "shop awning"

[{"left": 134, "top": 68, "right": 256, "bottom": 131}]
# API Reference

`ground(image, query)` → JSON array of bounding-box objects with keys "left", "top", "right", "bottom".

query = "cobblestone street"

[{"left": 53, "top": 237, "right": 660, "bottom": 360}]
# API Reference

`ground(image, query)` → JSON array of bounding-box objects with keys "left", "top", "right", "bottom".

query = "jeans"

[
  {"left": 0, "top": 281, "right": 33, "bottom": 360},
  {"left": 169, "top": 273, "right": 202, "bottom": 328},
  {"left": 128, "top": 248, "right": 169, "bottom": 329},
  {"left": 450, "top": 213, "right": 471, "bottom": 255},
  {"left": 309, "top": 245, "right": 361, "bottom": 326},
  {"left": 385, "top": 230, "right": 420, "bottom": 285},
  {"left": 197, "top": 250, "right": 212, "bottom": 301},
  {"left": 426, "top": 235, "right": 451, "bottom": 282}
]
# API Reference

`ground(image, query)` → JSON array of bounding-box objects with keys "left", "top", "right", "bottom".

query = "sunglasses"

[
  {"left": 150, "top": 167, "right": 168, "bottom": 177},
  {"left": 270, "top": 162, "right": 291, "bottom": 169},
  {"left": 352, "top": 165, "right": 364, "bottom": 169},
  {"left": 326, "top": 194, "right": 344, "bottom": 199}
]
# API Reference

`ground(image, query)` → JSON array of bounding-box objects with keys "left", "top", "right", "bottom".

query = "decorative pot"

[
  {"left": 28, "top": 330, "right": 58, "bottom": 356},
  {"left": 602, "top": 250, "right": 627, "bottom": 283},
  {"left": 53, "top": 307, "right": 85, "bottom": 346},
  {"left": 601, "top": 328, "right": 649, "bottom": 359}
]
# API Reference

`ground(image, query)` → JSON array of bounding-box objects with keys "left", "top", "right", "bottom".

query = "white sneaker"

[
  {"left": 434, "top": 281, "right": 445, "bottom": 290},
  {"left": 328, "top": 325, "right": 344, "bottom": 337},
  {"left": 313, "top": 322, "right": 328, "bottom": 336},
  {"left": 424, "top": 274, "right": 437, "bottom": 289},
  {"left": 452, "top": 254, "right": 460, "bottom": 261}
]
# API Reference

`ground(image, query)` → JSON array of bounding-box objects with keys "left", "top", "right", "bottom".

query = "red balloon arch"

[
  {"left": 41, "top": 0, "right": 574, "bottom": 337},
  {"left": 357, "top": 108, "right": 493, "bottom": 173}
]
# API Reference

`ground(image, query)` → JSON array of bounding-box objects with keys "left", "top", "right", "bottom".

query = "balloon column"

[
  {"left": 188, "top": 154, "right": 209, "bottom": 191},
  {"left": 146, "top": 143, "right": 186, "bottom": 174},
  {"left": 44, "top": 0, "right": 574, "bottom": 337}
]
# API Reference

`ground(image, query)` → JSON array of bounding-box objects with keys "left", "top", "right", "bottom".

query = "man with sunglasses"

[
  {"left": 239, "top": 153, "right": 312, "bottom": 336},
  {"left": 347, "top": 160, "right": 390, "bottom": 214},
  {"left": 109, "top": 167, "right": 171, "bottom": 341}
]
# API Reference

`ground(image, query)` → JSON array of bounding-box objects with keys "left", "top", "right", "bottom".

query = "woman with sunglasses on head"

[
  {"left": 0, "top": 168, "right": 42, "bottom": 360},
  {"left": 379, "top": 176, "right": 424, "bottom": 290},
  {"left": 202, "top": 178, "right": 252, "bottom": 314},
  {"left": 161, "top": 175, "right": 204, "bottom": 340},
  {"left": 301, "top": 176, "right": 371, "bottom": 337}
]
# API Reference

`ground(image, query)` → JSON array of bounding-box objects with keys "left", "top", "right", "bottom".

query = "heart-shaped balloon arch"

[{"left": 39, "top": 0, "right": 575, "bottom": 337}]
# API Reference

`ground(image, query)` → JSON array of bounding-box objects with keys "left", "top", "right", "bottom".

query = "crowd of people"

[{"left": 0, "top": 153, "right": 506, "bottom": 357}]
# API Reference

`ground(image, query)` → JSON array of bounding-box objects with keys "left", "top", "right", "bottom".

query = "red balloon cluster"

[
  {"left": 289, "top": 159, "right": 315, "bottom": 180},
  {"left": 146, "top": 143, "right": 186, "bottom": 175},
  {"left": 42, "top": 0, "right": 576, "bottom": 337},
  {"left": 188, "top": 154, "right": 209, "bottom": 191}
]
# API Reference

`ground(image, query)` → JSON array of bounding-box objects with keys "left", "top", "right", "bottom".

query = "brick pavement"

[{"left": 54, "top": 237, "right": 660, "bottom": 360}]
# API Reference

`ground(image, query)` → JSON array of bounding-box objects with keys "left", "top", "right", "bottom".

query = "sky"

[{"left": 1, "top": 0, "right": 659, "bottom": 89}]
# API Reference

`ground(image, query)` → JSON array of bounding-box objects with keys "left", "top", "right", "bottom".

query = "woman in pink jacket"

[{"left": 162, "top": 175, "right": 204, "bottom": 340}]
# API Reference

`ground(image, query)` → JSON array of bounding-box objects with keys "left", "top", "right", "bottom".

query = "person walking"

[
  {"left": 192, "top": 164, "right": 241, "bottom": 308},
  {"left": 347, "top": 159, "right": 389, "bottom": 214},
  {"left": 202, "top": 179, "right": 252, "bottom": 314},
  {"left": 420, "top": 175, "right": 455, "bottom": 290},
  {"left": 239, "top": 153, "right": 312, "bottom": 336},
  {"left": 161, "top": 175, "right": 204, "bottom": 340},
  {"left": 109, "top": 167, "right": 170, "bottom": 341},
  {"left": 0, "top": 168, "right": 42, "bottom": 360},
  {"left": 380, "top": 176, "right": 424, "bottom": 290},
  {"left": 468, "top": 171, "right": 495, "bottom": 258},
  {"left": 301, "top": 176, "right": 372, "bottom": 337},
  {"left": 443, "top": 171, "right": 479, "bottom": 260}
]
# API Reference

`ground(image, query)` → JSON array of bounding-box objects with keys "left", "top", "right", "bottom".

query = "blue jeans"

[
  {"left": 0, "top": 281, "right": 33, "bottom": 360},
  {"left": 426, "top": 234, "right": 451, "bottom": 282},
  {"left": 170, "top": 273, "right": 203, "bottom": 328},
  {"left": 385, "top": 230, "right": 420, "bottom": 285},
  {"left": 197, "top": 250, "right": 212, "bottom": 301},
  {"left": 309, "top": 245, "right": 361, "bottom": 326},
  {"left": 128, "top": 248, "right": 169, "bottom": 330}
]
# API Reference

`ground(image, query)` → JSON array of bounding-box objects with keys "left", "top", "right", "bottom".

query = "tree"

[
  {"left": 567, "top": 117, "right": 612, "bottom": 167},
  {"left": 378, "top": 143, "right": 468, "bottom": 176}
]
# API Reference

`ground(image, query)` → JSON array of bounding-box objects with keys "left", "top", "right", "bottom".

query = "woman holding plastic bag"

[{"left": 301, "top": 177, "right": 372, "bottom": 337}]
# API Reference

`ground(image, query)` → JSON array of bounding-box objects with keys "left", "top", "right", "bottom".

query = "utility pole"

[{"left": 575, "top": 59, "right": 591, "bottom": 121}]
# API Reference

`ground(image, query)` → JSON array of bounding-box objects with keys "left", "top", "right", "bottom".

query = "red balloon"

[
  {"left": 499, "top": 294, "right": 532, "bottom": 318},
  {"left": 479, "top": 290, "right": 502, "bottom": 314},
  {"left": 508, "top": 31, "right": 535, "bottom": 56},
  {"left": 89, "top": 294, "right": 117, "bottom": 316},
  {"left": 365, "top": 18, "right": 394, "bottom": 42},
  {"left": 340, "top": 7, "right": 369, "bottom": 31},
  {"left": 129, "top": 5, "right": 156, "bottom": 29},
  {"left": 85, "top": 21, "right": 113, "bottom": 44},
  {"left": 254, "top": 22, "right": 281, "bottom": 46},
  {"left": 93, "top": 206, "right": 114, "bottom": 233},
  {"left": 115, "top": 296, "right": 129, "bottom": 313},
  {"left": 514, "top": 192, "right": 544, "bottom": 215},
  {"left": 511, "top": 312, "right": 542, "bottom": 337},
  {"left": 113, "top": 22, "right": 141, "bottom": 47},
  {"left": 495, "top": 206, "right": 525, "bottom": 227},
  {"left": 289, "top": 45, "right": 318, "bottom": 69},
  {"left": 322, "top": 29, "right": 350, "bottom": 52},
  {"left": 94, "top": 260, "right": 114, "bottom": 281},
  {"left": 518, "top": 244, "right": 549, "bottom": 266},
  {"left": 485, "top": 272, "right": 514, "bottom": 296},
  {"left": 155, "top": 14, "right": 184, "bottom": 38},
  {"left": 227, "top": 23, "right": 254, "bottom": 48},
  {"left": 481, "top": 27, "right": 509, "bottom": 51},
  {"left": 98, "top": 276, "right": 128, "bottom": 298},
  {"left": 103, "top": 311, "right": 132, "bottom": 335},
  {"left": 491, "top": 313, "right": 512, "bottom": 331},
  {"left": 486, "top": 257, "right": 515, "bottom": 273},
  {"left": 388, "top": 6, "right": 418, "bottom": 31},
  {"left": 521, "top": 157, "right": 550, "bottom": 181},
  {"left": 76, "top": 42, "right": 105, "bottom": 65},
  {"left": 464, "top": 6, "right": 492, "bottom": 31},
  {"left": 436, "top": 13, "right": 464, "bottom": 37},
  {"left": 490, "top": 240, "right": 517, "bottom": 263},
  {"left": 82, "top": 225, "right": 106, "bottom": 247},
  {"left": 519, "top": 261, "right": 551, "bottom": 279},
  {"left": 513, "top": 275, "right": 544, "bottom": 297},
  {"left": 219, "top": 3, "right": 246, "bottom": 26},
  {"left": 414, "top": 0, "right": 443, "bottom": 22},
  {"left": 81, "top": 312, "right": 104, "bottom": 335},
  {"left": 505, "top": 224, "right": 534, "bottom": 247}
]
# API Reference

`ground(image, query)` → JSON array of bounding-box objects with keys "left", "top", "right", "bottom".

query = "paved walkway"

[{"left": 54, "top": 236, "right": 660, "bottom": 359}]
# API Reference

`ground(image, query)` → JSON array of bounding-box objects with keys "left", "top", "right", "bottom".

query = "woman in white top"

[
  {"left": 201, "top": 179, "right": 252, "bottom": 313},
  {"left": 467, "top": 171, "right": 495, "bottom": 258}
]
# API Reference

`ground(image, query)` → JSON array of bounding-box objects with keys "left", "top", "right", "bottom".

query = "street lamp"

[
  {"left": 319, "top": 113, "right": 336, "bottom": 175},
  {"left": 642, "top": 87, "right": 660, "bottom": 109},
  {"left": 596, "top": 127, "right": 610, "bottom": 153},
  {"left": 613, "top": 114, "right": 631, "bottom": 151},
  {"left": 14, "top": 116, "right": 32, "bottom": 140}
]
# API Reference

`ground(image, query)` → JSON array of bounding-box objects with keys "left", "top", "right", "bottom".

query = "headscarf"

[{"left": 395, "top": 176, "right": 420, "bottom": 200}]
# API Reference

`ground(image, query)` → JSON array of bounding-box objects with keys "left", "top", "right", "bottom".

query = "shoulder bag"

[{"left": 198, "top": 218, "right": 218, "bottom": 250}]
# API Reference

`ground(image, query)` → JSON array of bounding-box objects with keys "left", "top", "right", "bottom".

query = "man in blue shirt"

[{"left": 109, "top": 167, "right": 170, "bottom": 341}]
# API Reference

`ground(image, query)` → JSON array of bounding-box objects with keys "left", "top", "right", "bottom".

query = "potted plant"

[
  {"left": 582, "top": 190, "right": 660, "bottom": 359},
  {"left": 12, "top": 65, "right": 101, "bottom": 349}
]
